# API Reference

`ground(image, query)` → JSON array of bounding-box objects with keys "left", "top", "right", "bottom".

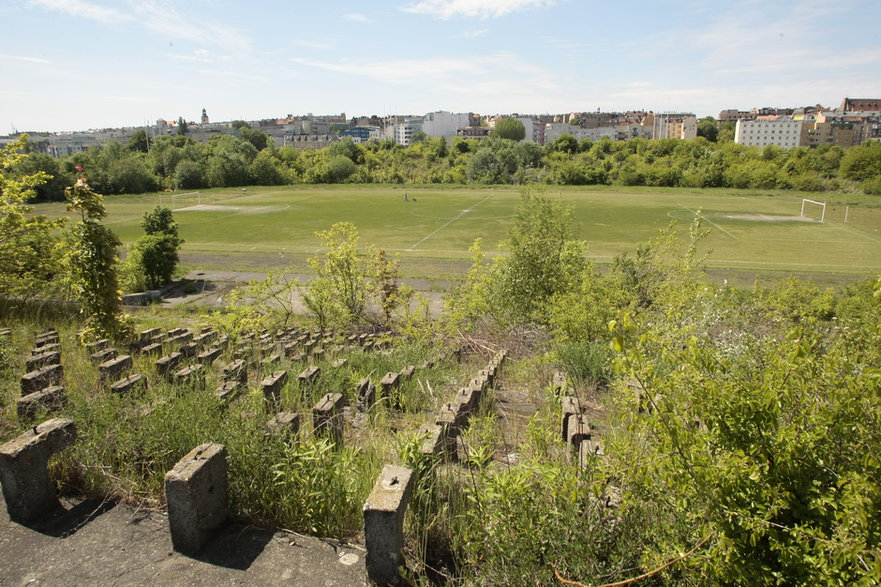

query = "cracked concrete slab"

[{"left": 0, "top": 493, "right": 366, "bottom": 586}]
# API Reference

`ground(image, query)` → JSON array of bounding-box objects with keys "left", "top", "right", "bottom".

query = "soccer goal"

[
  {"left": 800, "top": 198, "right": 826, "bottom": 223},
  {"left": 169, "top": 191, "right": 201, "bottom": 211}
]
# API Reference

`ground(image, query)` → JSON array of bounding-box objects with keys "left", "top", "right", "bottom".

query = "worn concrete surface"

[{"left": 0, "top": 493, "right": 366, "bottom": 586}]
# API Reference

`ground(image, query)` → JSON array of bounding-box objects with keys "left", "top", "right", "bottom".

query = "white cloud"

[
  {"left": 0, "top": 53, "right": 51, "bottom": 64},
  {"left": 167, "top": 49, "right": 215, "bottom": 63},
  {"left": 27, "top": 0, "right": 130, "bottom": 23},
  {"left": 460, "top": 28, "right": 489, "bottom": 38},
  {"left": 402, "top": 0, "right": 558, "bottom": 19},
  {"left": 542, "top": 36, "right": 582, "bottom": 50},
  {"left": 136, "top": 1, "right": 251, "bottom": 52},
  {"left": 343, "top": 12, "right": 372, "bottom": 23},
  {"left": 292, "top": 51, "right": 561, "bottom": 95},
  {"left": 291, "top": 40, "right": 333, "bottom": 50},
  {"left": 199, "top": 69, "right": 266, "bottom": 83}
]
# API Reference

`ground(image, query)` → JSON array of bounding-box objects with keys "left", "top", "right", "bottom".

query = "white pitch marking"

[
  {"left": 678, "top": 205, "right": 737, "bottom": 239},
  {"left": 407, "top": 194, "right": 495, "bottom": 251}
]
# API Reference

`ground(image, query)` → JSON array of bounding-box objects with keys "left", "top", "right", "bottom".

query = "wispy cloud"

[
  {"left": 292, "top": 40, "right": 333, "bottom": 50},
  {"left": 27, "top": 0, "right": 131, "bottom": 23},
  {"left": 402, "top": 0, "right": 559, "bottom": 19},
  {"left": 543, "top": 36, "right": 582, "bottom": 50},
  {"left": 292, "top": 51, "right": 560, "bottom": 92},
  {"left": 167, "top": 49, "right": 216, "bottom": 63},
  {"left": 460, "top": 28, "right": 489, "bottom": 38},
  {"left": 199, "top": 69, "right": 266, "bottom": 83},
  {"left": 343, "top": 12, "right": 372, "bottom": 23},
  {"left": 0, "top": 53, "right": 51, "bottom": 64},
  {"left": 136, "top": 1, "right": 251, "bottom": 52}
]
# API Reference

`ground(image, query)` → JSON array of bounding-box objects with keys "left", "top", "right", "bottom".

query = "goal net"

[
  {"left": 800, "top": 199, "right": 826, "bottom": 223},
  {"left": 168, "top": 191, "right": 201, "bottom": 211}
]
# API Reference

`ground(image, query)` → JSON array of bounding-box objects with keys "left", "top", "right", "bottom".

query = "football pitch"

[{"left": 38, "top": 185, "right": 881, "bottom": 279}]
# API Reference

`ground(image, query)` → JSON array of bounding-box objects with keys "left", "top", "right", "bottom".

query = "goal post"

[
  {"left": 800, "top": 198, "right": 826, "bottom": 223},
  {"left": 170, "top": 191, "right": 201, "bottom": 211}
]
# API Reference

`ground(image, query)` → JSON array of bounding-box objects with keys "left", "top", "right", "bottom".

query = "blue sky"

[{"left": 2, "top": 0, "right": 880, "bottom": 132}]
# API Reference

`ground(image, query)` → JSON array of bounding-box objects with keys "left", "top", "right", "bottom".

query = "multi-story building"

[
  {"left": 734, "top": 116, "right": 803, "bottom": 148},
  {"left": 839, "top": 97, "right": 881, "bottom": 113},
  {"left": 422, "top": 111, "right": 470, "bottom": 141},
  {"left": 339, "top": 125, "right": 383, "bottom": 143},
  {"left": 649, "top": 113, "right": 697, "bottom": 140},
  {"left": 394, "top": 118, "right": 423, "bottom": 146},
  {"left": 800, "top": 119, "right": 860, "bottom": 148}
]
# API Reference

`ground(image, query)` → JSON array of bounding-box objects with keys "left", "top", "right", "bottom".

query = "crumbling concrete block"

[
  {"left": 156, "top": 352, "right": 182, "bottom": 381},
  {"left": 400, "top": 365, "right": 416, "bottom": 380},
  {"left": 99, "top": 354, "right": 133, "bottom": 382},
  {"left": 566, "top": 414, "right": 591, "bottom": 450},
  {"left": 25, "top": 350, "right": 61, "bottom": 372},
  {"left": 85, "top": 339, "right": 108, "bottom": 354},
  {"left": 0, "top": 418, "right": 77, "bottom": 522},
  {"left": 221, "top": 359, "right": 247, "bottom": 384},
  {"left": 174, "top": 364, "right": 204, "bottom": 386},
  {"left": 312, "top": 393, "right": 345, "bottom": 445},
  {"left": 356, "top": 378, "right": 376, "bottom": 410},
  {"left": 110, "top": 373, "right": 147, "bottom": 395},
  {"left": 266, "top": 412, "right": 301, "bottom": 441},
  {"left": 89, "top": 347, "right": 117, "bottom": 364},
  {"left": 141, "top": 342, "right": 163, "bottom": 356},
  {"left": 164, "top": 443, "right": 228, "bottom": 555},
  {"left": 262, "top": 370, "right": 288, "bottom": 411},
  {"left": 561, "top": 396, "right": 582, "bottom": 442},
  {"left": 215, "top": 380, "right": 244, "bottom": 406},
  {"left": 298, "top": 364, "right": 320, "bottom": 383},
  {"left": 364, "top": 465, "right": 415, "bottom": 586},
  {"left": 20, "top": 364, "right": 63, "bottom": 396},
  {"left": 17, "top": 386, "right": 66, "bottom": 420},
  {"left": 197, "top": 347, "right": 223, "bottom": 366}
]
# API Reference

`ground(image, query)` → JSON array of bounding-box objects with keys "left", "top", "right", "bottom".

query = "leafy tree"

[
  {"left": 550, "top": 133, "right": 578, "bottom": 154},
  {"left": 177, "top": 117, "right": 188, "bottom": 136},
  {"left": 0, "top": 135, "right": 66, "bottom": 298},
  {"left": 299, "top": 222, "right": 369, "bottom": 327},
  {"left": 127, "top": 129, "right": 149, "bottom": 153},
  {"left": 497, "top": 189, "right": 586, "bottom": 324},
  {"left": 65, "top": 177, "right": 129, "bottom": 338},
  {"left": 326, "top": 155, "right": 357, "bottom": 183},
  {"left": 174, "top": 159, "right": 204, "bottom": 189},
  {"left": 840, "top": 141, "right": 881, "bottom": 181},
  {"left": 697, "top": 116, "right": 718, "bottom": 142},
  {"left": 492, "top": 118, "right": 526, "bottom": 141},
  {"left": 12, "top": 152, "right": 72, "bottom": 201},
  {"left": 239, "top": 126, "right": 270, "bottom": 151}
]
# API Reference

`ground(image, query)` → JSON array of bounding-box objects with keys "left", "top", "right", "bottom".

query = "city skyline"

[{"left": 2, "top": 0, "right": 880, "bottom": 133}]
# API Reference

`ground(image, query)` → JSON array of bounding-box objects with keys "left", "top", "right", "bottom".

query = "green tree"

[
  {"left": 498, "top": 189, "right": 586, "bottom": 324},
  {"left": 127, "top": 129, "right": 149, "bottom": 153},
  {"left": 492, "top": 118, "right": 526, "bottom": 141},
  {"left": 239, "top": 126, "right": 270, "bottom": 151},
  {"left": 65, "top": 177, "right": 129, "bottom": 338},
  {"left": 697, "top": 116, "right": 718, "bottom": 142},
  {"left": 0, "top": 135, "right": 66, "bottom": 298},
  {"left": 12, "top": 152, "right": 72, "bottom": 201},
  {"left": 177, "top": 117, "right": 188, "bottom": 136}
]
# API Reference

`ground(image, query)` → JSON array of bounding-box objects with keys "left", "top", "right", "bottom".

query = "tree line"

[{"left": 11, "top": 122, "right": 881, "bottom": 198}]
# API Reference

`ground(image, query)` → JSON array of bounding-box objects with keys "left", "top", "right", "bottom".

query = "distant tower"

[{"left": 201, "top": 108, "right": 209, "bottom": 125}]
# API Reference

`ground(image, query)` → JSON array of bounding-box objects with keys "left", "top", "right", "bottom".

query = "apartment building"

[{"left": 734, "top": 116, "right": 803, "bottom": 148}]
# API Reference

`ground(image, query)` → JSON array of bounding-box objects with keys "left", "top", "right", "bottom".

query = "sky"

[{"left": 2, "top": 0, "right": 880, "bottom": 133}]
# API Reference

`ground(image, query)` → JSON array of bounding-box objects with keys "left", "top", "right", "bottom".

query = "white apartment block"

[
  {"left": 734, "top": 117, "right": 803, "bottom": 148},
  {"left": 395, "top": 118, "right": 424, "bottom": 146},
  {"left": 422, "top": 111, "right": 470, "bottom": 140},
  {"left": 652, "top": 113, "right": 697, "bottom": 140}
]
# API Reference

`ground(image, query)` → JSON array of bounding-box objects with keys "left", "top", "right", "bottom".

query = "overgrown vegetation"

[
  {"left": 10, "top": 128, "right": 881, "bottom": 196},
  {"left": 2, "top": 152, "right": 880, "bottom": 583}
]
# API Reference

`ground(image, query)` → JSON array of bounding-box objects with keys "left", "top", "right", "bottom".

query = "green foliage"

[
  {"left": 64, "top": 178, "right": 129, "bottom": 339},
  {"left": 121, "top": 206, "right": 182, "bottom": 291},
  {"left": 492, "top": 118, "right": 526, "bottom": 141},
  {"left": 0, "top": 136, "right": 66, "bottom": 298},
  {"left": 497, "top": 189, "right": 586, "bottom": 324}
]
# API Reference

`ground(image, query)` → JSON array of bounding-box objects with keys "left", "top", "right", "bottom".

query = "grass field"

[{"left": 36, "top": 185, "right": 881, "bottom": 280}]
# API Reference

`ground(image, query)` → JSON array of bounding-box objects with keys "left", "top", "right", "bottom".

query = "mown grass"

[{"left": 33, "top": 184, "right": 881, "bottom": 278}]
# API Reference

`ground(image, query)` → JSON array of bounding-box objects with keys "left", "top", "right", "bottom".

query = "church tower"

[{"left": 201, "top": 108, "right": 209, "bottom": 125}]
